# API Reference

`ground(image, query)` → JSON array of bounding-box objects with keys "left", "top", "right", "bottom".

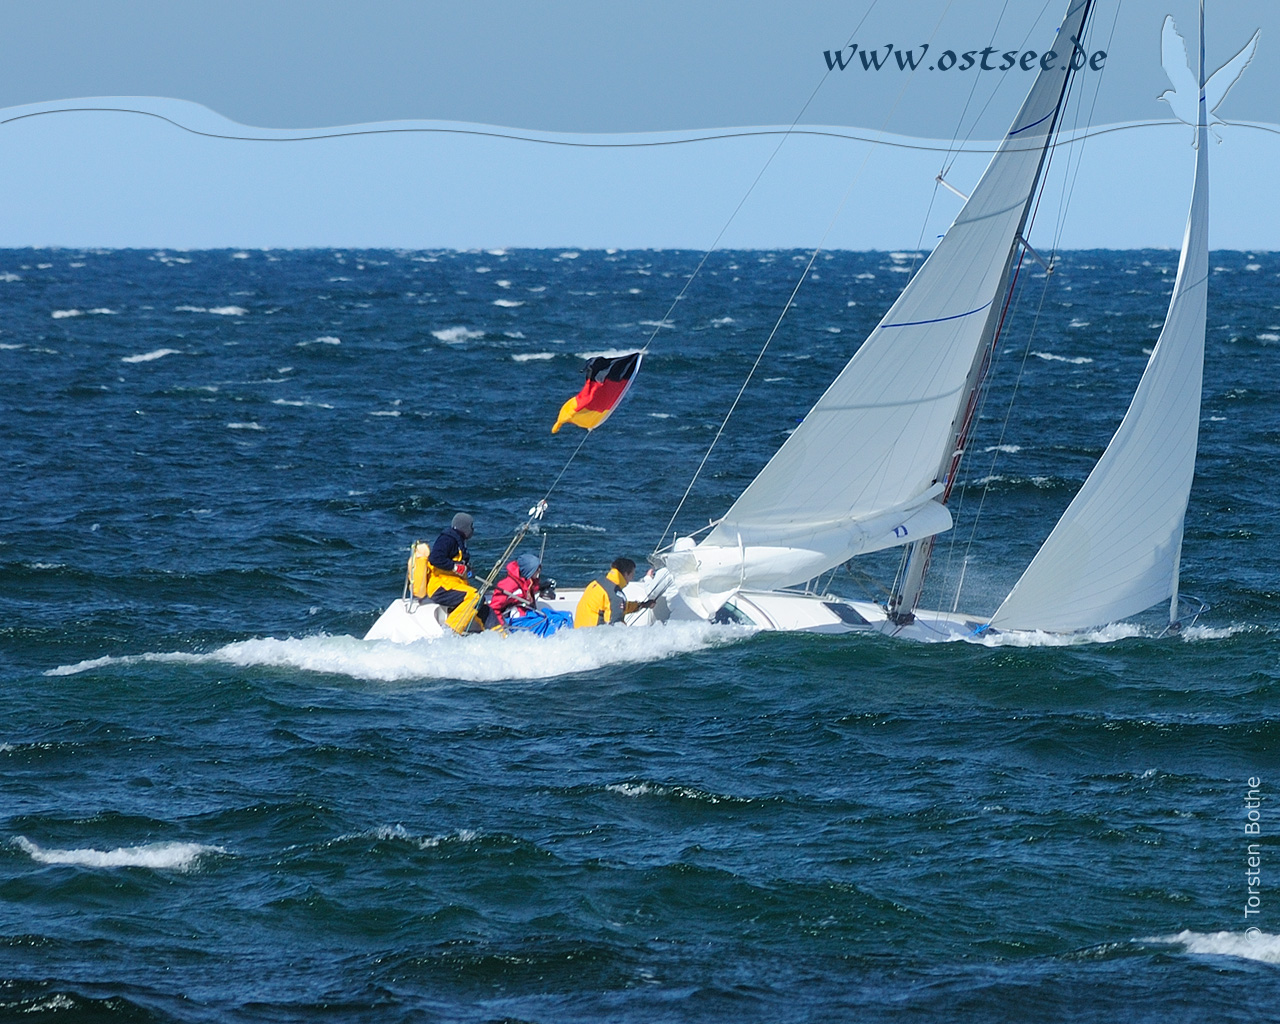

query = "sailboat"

[
  {"left": 365, "top": 0, "right": 1214, "bottom": 645},
  {"left": 650, "top": 0, "right": 1212, "bottom": 640}
]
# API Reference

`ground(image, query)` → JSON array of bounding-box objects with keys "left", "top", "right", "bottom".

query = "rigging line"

[
  {"left": 631, "top": 0, "right": 884, "bottom": 356},
  {"left": 946, "top": 8, "right": 1103, "bottom": 605},
  {"left": 0, "top": 103, "right": 1197, "bottom": 156},
  {"left": 1048, "top": 0, "right": 1122, "bottom": 254},
  {"left": 938, "top": 5, "right": 1098, "bottom": 604},
  {"left": 936, "top": 0, "right": 1030, "bottom": 179},
  {"left": 540, "top": 429, "right": 591, "bottom": 506},
  {"left": 525, "top": 0, "right": 886, "bottom": 513},
  {"left": 655, "top": 1, "right": 959, "bottom": 553},
  {"left": 944, "top": 1, "right": 1115, "bottom": 603}
]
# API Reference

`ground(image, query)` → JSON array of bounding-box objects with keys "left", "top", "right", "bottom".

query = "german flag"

[{"left": 551, "top": 351, "right": 643, "bottom": 434}]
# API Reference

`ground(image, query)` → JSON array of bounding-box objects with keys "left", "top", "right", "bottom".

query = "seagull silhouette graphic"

[{"left": 1158, "top": 14, "right": 1259, "bottom": 139}]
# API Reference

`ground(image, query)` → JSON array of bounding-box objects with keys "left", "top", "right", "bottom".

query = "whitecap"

[
  {"left": 369, "top": 410, "right": 402, "bottom": 417},
  {"left": 982, "top": 444, "right": 1021, "bottom": 454},
  {"left": 122, "top": 348, "right": 180, "bottom": 363},
  {"left": 511, "top": 352, "right": 554, "bottom": 362},
  {"left": 296, "top": 336, "right": 340, "bottom": 347},
  {"left": 175, "top": 305, "right": 247, "bottom": 315},
  {"left": 338, "top": 824, "right": 481, "bottom": 850},
  {"left": 272, "top": 399, "right": 334, "bottom": 409},
  {"left": 711, "top": 316, "right": 735, "bottom": 326},
  {"left": 232, "top": 252, "right": 250, "bottom": 259},
  {"left": 1032, "top": 351, "right": 1093, "bottom": 364},
  {"left": 1257, "top": 333, "right": 1279, "bottom": 342},
  {"left": 14, "top": 836, "right": 225, "bottom": 871},
  {"left": 558, "top": 251, "right": 581, "bottom": 259},
  {"left": 51, "top": 309, "right": 82, "bottom": 319},
  {"left": 496, "top": 280, "right": 512, "bottom": 289},
  {"left": 1146, "top": 930, "right": 1280, "bottom": 964},
  {"left": 0, "top": 272, "right": 20, "bottom": 282},
  {"left": 0, "top": 343, "right": 24, "bottom": 350},
  {"left": 226, "top": 422, "right": 263, "bottom": 430},
  {"left": 492, "top": 299, "right": 524, "bottom": 308},
  {"left": 968, "top": 622, "right": 1147, "bottom": 647},
  {"left": 432, "top": 326, "right": 483, "bottom": 344}
]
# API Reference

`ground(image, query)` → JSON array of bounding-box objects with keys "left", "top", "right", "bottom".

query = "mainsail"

[
  {"left": 685, "top": 1, "right": 1094, "bottom": 600},
  {"left": 990, "top": 17, "right": 1209, "bottom": 633}
]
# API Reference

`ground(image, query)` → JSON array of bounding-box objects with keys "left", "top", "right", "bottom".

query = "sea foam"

[
  {"left": 1147, "top": 930, "right": 1280, "bottom": 964},
  {"left": 13, "top": 836, "right": 225, "bottom": 871},
  {"left": 47, "top": 621, "right": 746, "bottom": 684}
]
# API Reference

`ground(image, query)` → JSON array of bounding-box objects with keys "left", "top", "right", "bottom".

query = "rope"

[{"left": 654, "top": 1, "right": 959, "bottom": 552}]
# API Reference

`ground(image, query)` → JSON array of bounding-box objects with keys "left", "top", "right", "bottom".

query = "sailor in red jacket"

[{"left": 489, "top": 553, "right": 542, "bottom": 626}]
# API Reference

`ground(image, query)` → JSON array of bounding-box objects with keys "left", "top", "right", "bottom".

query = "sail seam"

[{"left": 879, "top": 303, "right": 991, "bottom": 329}]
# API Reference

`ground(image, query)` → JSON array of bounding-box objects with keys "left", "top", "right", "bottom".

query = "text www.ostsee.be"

[{"left": 824, "top": 39, "right": 1108, "bottom": 73}]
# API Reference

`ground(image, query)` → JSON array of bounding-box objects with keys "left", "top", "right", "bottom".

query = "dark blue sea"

[{"left": 2, "top": 247, "right": 1278, "bottom": 1022}]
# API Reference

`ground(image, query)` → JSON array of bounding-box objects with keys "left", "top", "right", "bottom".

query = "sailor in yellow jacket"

[{"left": 574, "top": 557, "right": 655, "bottom": 628}]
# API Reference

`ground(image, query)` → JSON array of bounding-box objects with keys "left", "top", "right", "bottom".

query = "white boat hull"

[{"left": 363, "top": 582, "right": 664, "bottom": 644}]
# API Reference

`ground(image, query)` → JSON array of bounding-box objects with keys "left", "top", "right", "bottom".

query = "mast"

[
  {"left": 887, "top": 0, "right": 1095, "bottom": 624},
  {"left": 1169, "top": 0, "right": 1206, "bottom": 623}
]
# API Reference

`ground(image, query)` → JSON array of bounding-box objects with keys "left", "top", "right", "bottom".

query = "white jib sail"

[
  {"left": 688, "top": 1, "right": 1093, "bottom": 598},
  {"left": 991, "top": 72, "right": 1208, "bottom": 632}
]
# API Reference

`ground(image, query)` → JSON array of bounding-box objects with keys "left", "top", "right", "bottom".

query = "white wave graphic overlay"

[
  {"left": 14, "top": 836, "right": 224, "bottom": 871},
  {"left": 1148, "top": 930, "right": 1280, "bottom": 964}
]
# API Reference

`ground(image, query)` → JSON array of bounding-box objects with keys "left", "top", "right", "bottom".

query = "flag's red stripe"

[{"left": 574, "top": 377, "right": 629, "bottom": 414}]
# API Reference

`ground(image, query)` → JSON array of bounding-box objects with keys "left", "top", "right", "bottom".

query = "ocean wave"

[
  {"left": 47, "top": 622, "right": 745, "bottom": 684},
  {"left": 12, "top": 836, "right": 225, "bottom": 871},
  {"left": 511, "top": 352, "right": 554, "bottom": 362},
  {"left": 296, "top": 336, "right": 341, "bottom": 347},
  {"left": 175, "top": 305, "right": 247, "bottom": 315},
  {"left": 1146, "top": 930, "right": 1280, "bottom": 964},
  {"left": 492, "top": 299, "right": 524, "bottom": 308}
]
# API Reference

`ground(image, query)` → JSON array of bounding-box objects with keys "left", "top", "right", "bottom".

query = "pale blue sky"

[{"left": 0, "top": 1, "right": 1274, "bottom": 249}]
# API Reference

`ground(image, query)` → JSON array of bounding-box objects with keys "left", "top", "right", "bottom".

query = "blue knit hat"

[{"left": 516, "top": 553, "right": 541, "bottom": 578}]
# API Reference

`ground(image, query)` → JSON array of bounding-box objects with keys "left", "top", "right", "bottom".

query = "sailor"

[
  {"left": 489, "top": 552, "right": 543, "bottom": 626},
  {"left": 428, "top": 512, "right": 496, "bottom": 633},
  {"left": 574, "top": 557, "right": 655, "bottom": 628}
]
